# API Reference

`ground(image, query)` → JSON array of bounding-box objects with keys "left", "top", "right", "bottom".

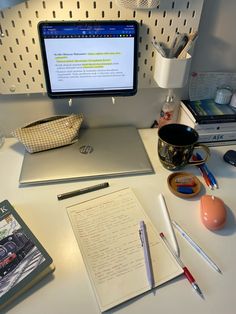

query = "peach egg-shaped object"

[{"left": 200, "top": 195, "right": 226, "bottom": 231}]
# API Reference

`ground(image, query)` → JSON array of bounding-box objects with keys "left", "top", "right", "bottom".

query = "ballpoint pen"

[
  {"left": 172, "top": 221, "right": 222, "bottom": 274},
  {"left": 170, "top": 33, "right": 189, "bottom": 58},
  {"left": 139, "top": 221, "right": 155, "bottom": 289},
  {"left": 160, "top": 232, "right": 204, "bottom": 298},
  {"left": 151, "top": 40, "right": 167, "bottom": 57},
  {"left": 158, "top": 193, "right": 180, "bottom": 257},
  {"left": 196, "top": 153, "right": 218, "bottom": 188},
  {"left": 192, "top": 155, "right": 213, "bottom": 189},
  {"left": 199, "top": 164, "right": 213, "bottom": 189}
]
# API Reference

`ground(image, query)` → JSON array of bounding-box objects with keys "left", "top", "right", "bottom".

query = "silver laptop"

[{"left": 19, "top": 126, "right": 154, "bottom": 186}]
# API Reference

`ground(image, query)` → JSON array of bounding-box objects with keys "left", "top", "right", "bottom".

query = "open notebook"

[{"left": 67, "top": 187, "right": 183, "bottom": 312}]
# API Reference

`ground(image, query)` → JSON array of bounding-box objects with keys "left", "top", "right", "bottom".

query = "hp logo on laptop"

[{"left": 79, "top": 145, "right": 94, "bottom": 154}]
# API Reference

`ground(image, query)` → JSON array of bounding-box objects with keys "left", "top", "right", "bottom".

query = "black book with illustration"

[
  {"left": 182, "top": 99, "right": 236, "bottom": 124},
  {"left": 0, "top": 200, "right": 55, "bottom": 310}
]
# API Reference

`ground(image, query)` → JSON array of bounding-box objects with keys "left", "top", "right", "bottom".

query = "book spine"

[
  {"left": 199, "top": 117, "right": 236, "bottom": 124},
  {"left": 197, "top": 123, "right": 236, "bottom": 133},
  {"left": 199, "top": 131, "right": 236, "bottom": 142},
  {"left": 199, "top": 139, "right": 236, "bottom": 147}
]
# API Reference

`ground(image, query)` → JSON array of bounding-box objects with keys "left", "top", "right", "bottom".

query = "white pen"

[
  {"left": 139, "top": 221, "right": 155, "bottom": 289},
  {"left": 172, "top": 221, "right": 222, "bottom": 274},
  {"left": 159, "top": 194, "right": 180, "bottom": 257}
]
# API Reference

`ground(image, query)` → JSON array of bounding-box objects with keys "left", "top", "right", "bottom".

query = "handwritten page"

[{"left": 67, "top": 188, "right": 183, "bottom": 312}]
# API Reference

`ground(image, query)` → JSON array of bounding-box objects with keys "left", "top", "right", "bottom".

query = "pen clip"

[
  {"left": 169, "top": 33, "right": 188, "bottom": 58},
  {"left": 172, "top": 34, "right": 189, "bottom": 58},
  {"left": 151, "top": 39, "right": 167, "bottom": 57},
  {"left": 139, "top": 229, "right": 144, "bottom": 246}
]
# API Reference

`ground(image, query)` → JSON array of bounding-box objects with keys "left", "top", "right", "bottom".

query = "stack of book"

[{"left": 178, "top": 99, "right": 236, "bottom": 146}]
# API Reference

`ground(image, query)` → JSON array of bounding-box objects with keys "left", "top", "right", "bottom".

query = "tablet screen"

[{"left": 38, "top": 20, "right": 138, "bottom": 98}]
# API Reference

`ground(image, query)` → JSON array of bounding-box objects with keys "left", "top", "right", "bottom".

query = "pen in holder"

[{"left": 154, "top": 51, "right": 192, "bottom": 88}]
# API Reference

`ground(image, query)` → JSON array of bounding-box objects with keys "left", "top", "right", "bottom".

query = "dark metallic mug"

[{"left": 158, "top": 124, "right": 210, "bottom": 170}]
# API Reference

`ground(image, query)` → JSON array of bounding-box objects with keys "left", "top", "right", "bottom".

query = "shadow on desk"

[
  {"left": 214, "top": 205, "right": 236, "bottom": 236},
  {"left": 209, "top": 150, "right": 236, "bottom": 179}
]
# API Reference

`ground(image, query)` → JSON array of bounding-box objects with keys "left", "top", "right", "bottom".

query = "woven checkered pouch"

[{"left": 12, "top": 114, "right": 84, "bottom": 153}]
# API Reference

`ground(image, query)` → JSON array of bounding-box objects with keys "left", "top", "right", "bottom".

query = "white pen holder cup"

[{"left": 154, "top": 52, "right": 192, "bottom": 88}]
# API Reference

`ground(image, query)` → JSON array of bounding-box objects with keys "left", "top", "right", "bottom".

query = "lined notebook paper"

[{"left": 67, "top": 187, "right": 183, "bottom": 312}]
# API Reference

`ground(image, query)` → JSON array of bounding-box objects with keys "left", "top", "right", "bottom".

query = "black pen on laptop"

[{"left": 57, "top": 182, "right": 109, "bottom": 200}]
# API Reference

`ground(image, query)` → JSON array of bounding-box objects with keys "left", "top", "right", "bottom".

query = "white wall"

[
  {"left": 191, "top": 0, "right": 236, "bottom": 72},
  {"left": 0, "top": 88, "right": 169, "bottom": 135},
  {"left": 0, "top": 0, "right": 236, "bottom": 136}
]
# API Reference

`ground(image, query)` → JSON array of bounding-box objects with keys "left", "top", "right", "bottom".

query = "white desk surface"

[{"left": 1, "top": 129, "right": 236, "bottom": 314}]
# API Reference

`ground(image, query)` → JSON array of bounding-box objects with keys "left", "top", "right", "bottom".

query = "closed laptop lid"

[{"left": 19, "top": 126, "right": 154, "bottom": 186}]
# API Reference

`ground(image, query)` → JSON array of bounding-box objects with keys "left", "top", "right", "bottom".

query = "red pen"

[
  {"left": 160, "top": 232, "right": 204, "bottom": 298},
  {"left": 199, "top": 165, "right": 213, "bottom": 189},
  {"left": 192, "top": 155, "right": 213, "bottom": 190}
]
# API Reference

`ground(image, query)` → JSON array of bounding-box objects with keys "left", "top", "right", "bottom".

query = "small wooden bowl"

[{"left": 167, "top": 171, "right": 201, "bottom": 198}]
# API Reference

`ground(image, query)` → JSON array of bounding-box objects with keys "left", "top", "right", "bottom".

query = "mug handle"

[{"left": 188, "top": 144, "right": 210, "bottom": 166}]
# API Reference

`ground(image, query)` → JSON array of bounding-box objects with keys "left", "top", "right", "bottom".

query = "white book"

[
  {"left": 199, "top": 130, "right": 236, "bottom": 142},
  {"left": 199, "top": 139, "right": 236, "bottom": 147},
  {"left": 67, "top": 187, "right": 183, "bottom": 312}
]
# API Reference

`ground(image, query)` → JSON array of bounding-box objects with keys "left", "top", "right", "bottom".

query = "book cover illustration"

[
  {"left": 184, "top": 99, "right": 236, "bottom": 122},
  {"left": 0, "top": 200, "right": 54, "bottom": 309}
]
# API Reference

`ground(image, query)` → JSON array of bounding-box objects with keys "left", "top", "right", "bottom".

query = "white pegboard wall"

[{"left": 0, "top": 0, "right": 204, "bottom": 95}]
